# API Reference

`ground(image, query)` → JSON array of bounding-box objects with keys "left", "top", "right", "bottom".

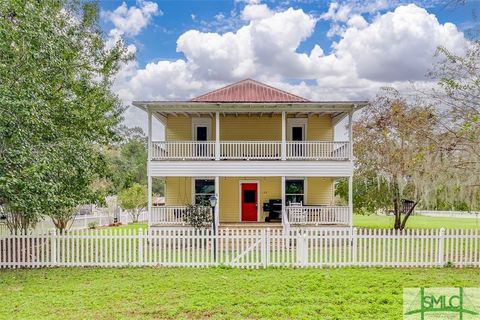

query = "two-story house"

[{"left": 133, "top": 79, "right": 366, "bottom": 230}]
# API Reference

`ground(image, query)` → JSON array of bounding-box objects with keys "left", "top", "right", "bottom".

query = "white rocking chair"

[{"left": 288, "top": 202, "right": 305, "bottom": 224}]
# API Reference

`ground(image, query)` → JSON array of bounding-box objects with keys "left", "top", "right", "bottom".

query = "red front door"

[{"left": 241, "top": 183, "right": 258, "bottom": 222}]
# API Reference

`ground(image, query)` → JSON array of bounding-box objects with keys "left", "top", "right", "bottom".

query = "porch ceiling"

[
  {"left": 132, "top": 101, "right": 367, "bottom": 114},
  {"left": 132, "top": 101, "right": 367, "bottom": 126}
]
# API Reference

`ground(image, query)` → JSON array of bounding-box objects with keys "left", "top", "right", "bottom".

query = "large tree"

[
  {"left": 0, "top": 0, "right": 131, "bottom": 233},
  {"left": 422, "top": 42, "right": 480, "bottom": 209},
  {"left": 353, "top": 90, "right": 441, "bottom": 229}
]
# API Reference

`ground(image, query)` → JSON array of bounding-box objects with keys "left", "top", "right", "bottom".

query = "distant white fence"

[
  {"left": 415, "top": 210, "right": 480, "bottom": 219},
  {"left": 1, "top": 228, "right": 478, "bottom": 269},
  {"left": 0, "top": 210, "right": 148, "bottom": 236}
]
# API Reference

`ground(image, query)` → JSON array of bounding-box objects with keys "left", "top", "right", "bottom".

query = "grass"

[
  {"left": 101, "top": 215, "right": 480, "bottom": 233},
  {"left": 353, "top": 214, "right": 480, "bottom": 229},
  {"left": 101, "top": 222, "right": 148, "bottom": 232},
  {"left": 1, "top": 267, "right": 479, "bottom": 319}
]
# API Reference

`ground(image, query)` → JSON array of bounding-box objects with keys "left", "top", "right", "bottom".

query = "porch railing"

[
  {"left": 220, "top": 141, "right": 281, "bottom": 160},
  {"left": 285, "top": 206, "right": 350, "bottom": 225},
  {"left": 151, "top": 141, "right": 349, "bottom": 160},
  {"left": 151, "top": 141, "right": 215, "bottom": 160},
  {"left": 150, "top": 206, "right": 211, "bottom": 225},
  {"left": 286, "top": 141, "right": 349, "bottom": 160}
]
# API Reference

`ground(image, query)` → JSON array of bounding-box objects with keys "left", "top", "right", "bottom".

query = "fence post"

[
  {"left": 438, "top": 227, "right": 445, "bottom": 267},
  {"left": 351, "top": 227, "right": 357, "bottom": 266},
  {"left": 261, "top": 229, "right": 267, "bottom": 268},
  {"left": 51, "top": 229, "right": 57, "bottom": 267},
  {"left": 296, "top": 231, "right": 308, "bottom": 267},
  {"left": 138, "top": 229, "right": 144, "bottom": 266}
]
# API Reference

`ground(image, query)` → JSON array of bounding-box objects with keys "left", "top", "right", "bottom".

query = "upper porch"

[
  {"left": 133, "top": 79, "right": 367, "bottom": 163},
  {"left": 151, "top": 113, "right": 351, "bottom": 161}
]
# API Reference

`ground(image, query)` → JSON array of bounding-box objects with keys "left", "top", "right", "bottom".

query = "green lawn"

[
  {"left": 0, "top": 268, "right": 478, "bottom": 320},
  {"left": 353, "top": 214, "right": 480, "bottom": 229},
  {"left": 101, "top": 222, "right": 148, "bottom": 231},
  {"left": 104, "top": 215, "right": 480, "bottom": 233}
]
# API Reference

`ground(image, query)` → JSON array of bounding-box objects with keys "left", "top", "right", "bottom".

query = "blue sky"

[
  {"left": 98, "top": 0, "right": 477, "bottom": 135},
  {"left": 100, "top": 0, "right": 476, "bottom": 69}
]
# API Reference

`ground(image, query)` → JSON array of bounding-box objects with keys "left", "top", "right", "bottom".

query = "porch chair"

[{"left": 288, "top": 202, "right": 305, "bottom": 224}]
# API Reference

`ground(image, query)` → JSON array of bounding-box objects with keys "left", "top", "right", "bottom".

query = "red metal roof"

[{"left": 191, "top": 79, "right": 310, "bottom": 103}]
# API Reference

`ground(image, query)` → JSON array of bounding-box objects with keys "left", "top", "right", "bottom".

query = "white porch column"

[
  {"left": 348, "top": 109, "right": 354, "bottom": 226},
  {"left": 147, "top": 109, "right": 153, "bottom": 226},
  {"left": 348, "top": 110, "right": 353, "bottom": 160},
  {"left": 348, "top": 175, "right": 353, "bottom": 227},
  {"left": 281, "top": 176, "right": 286, "bottom": 222},
  {"left": 215, "top": 112, "right": 220, "bottom": 160},
  {"left": 281, "top": 111, "right": 286, "bottom": 160},
  {"left": 215, "top": 176, "right": 220, "bottom": 229}
]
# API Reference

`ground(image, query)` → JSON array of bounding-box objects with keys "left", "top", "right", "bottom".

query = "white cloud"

[
  {"left": 103, "top": 0, "right": 161, "bottom": 37},
  {"left": 241, "top": 4, "right": 273, "bottom": 20},
  {"left": 332, "top": 4, "right": 466, "bottom": 82},
  {"left": 108, "top": 2, "right": 468, "bottom": 134}
]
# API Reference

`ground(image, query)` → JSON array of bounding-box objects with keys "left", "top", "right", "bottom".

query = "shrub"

[
  {"left": 182, "top": 204, "right": 212, "bottom": 229},
  {"left": 88, "top": 221, "right": 98, "bottom": 229}
]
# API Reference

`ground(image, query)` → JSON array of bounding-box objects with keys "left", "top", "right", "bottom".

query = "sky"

[{"left": 98, "top": 0, "right": 478, "bottom": 138}]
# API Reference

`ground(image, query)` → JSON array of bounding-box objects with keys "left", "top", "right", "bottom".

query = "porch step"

[{"left": 219, "top": 222, "right": 283, "bottom": 229}]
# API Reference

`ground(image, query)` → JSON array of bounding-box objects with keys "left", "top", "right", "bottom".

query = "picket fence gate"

[{"left": 0, "top": 228, "right": 479, "bottom": 269}]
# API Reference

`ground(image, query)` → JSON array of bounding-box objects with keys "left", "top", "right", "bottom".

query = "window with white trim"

[
  {"left": 194, "top": 179, "right": 215, "bottom": 205},
  {"left": 285, "top": 179, "right": 304, "bottom": 204}
]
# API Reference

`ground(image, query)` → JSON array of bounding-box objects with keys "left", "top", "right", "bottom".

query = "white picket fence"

[
  {"left": 0, "top": 211, "right": 148, "bottom": 236},
  {"left": 1, "top": 227, "right": 479, "bottom": 269}
]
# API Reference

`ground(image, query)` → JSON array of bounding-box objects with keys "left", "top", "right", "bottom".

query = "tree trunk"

[
  {"left": 392, "top": 179, "right": 402, "bottom": 230},
  {"left": 400, "top": 201, "right": 418, "bottom": 230},
  {"left": 133, "top": 208, "right": 139, "bottom": 223},
  {"left": 52, "top": 218, "right": 67, "bottom": 234}
]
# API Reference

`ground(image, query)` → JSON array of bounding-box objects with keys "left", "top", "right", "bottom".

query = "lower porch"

[{"left": 149, "top": 176, "right": 352, "bottom": 228}]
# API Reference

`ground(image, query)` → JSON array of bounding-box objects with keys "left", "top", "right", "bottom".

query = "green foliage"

[
  {"left": 107, "top": 135, "right": 148, "bottom": 193},
  {"left": 0, "top": 0, "right": 131, "bottom": 232},
  {"left": 335, "top": 174, "right": 390, "bottom": 215},
  {"left": 104, "top": 125, "right": 164, "bottom": 196},
  {"left": 118, "top": 183, "right": 147, "bottom": 223},
  {"left": 182, "top": 204, "right": 212, "bottom": 229},
  {"left": 118, "top": 184, "right": 147, "bottom": 210},
  {"left": 87, "top": 221, "right": 98, "bottom": 229}
]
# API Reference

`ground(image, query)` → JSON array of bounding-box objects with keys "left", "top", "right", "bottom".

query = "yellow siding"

[
  {"left": 219, "top": 177, "right": 281, "bottom": 222},
  {"left": 166, "top": 114, "right": 333, "bottom": 141},
  {"left": 165, "top": 176, "right": 335, "bottom": 220},
  {"left": 307, "top": 115, "right": 333, "bottom": 141},
  {"left": 165, "top": 177, "right": 192, "bottom": 205},
  {"left": 220, "top": 115, "right": 282, "bottom": 140},
  {"left": 307, "top": 177, "right": 334, "bottom": 205},
  {"left": 166, "top": 116, "right": 217, "bottom": 141},
  {"left": 166, "top": 116, "right": 191, "bottom": 141}
]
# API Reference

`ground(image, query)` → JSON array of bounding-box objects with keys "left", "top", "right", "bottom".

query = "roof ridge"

[
  {"left": 190, "top": 79, "right": 309, "bottom": 102},
  {"left": 242, "top": 79, "right": 309, "bottom": 102},
  {"left": 190, "top": 79, "right": 253, "bottom": 102}
]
